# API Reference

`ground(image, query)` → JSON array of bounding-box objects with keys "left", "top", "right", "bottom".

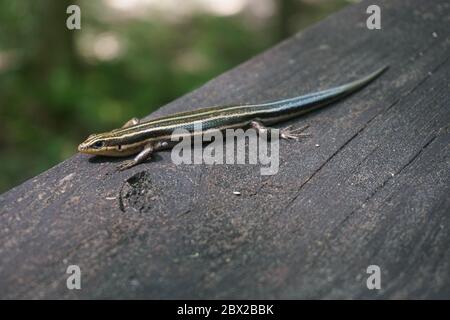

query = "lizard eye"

[{"left": 92, "top": 141, "right": 105, "bottom": 149}]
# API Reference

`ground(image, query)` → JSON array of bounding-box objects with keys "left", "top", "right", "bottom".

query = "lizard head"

[{"left": 78, "top": 132, "right": 122, "bottom": 156}]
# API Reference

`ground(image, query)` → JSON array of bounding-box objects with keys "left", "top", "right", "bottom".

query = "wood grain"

[{"left": 0, "top": 0, "right": 449, "bottom": 299}]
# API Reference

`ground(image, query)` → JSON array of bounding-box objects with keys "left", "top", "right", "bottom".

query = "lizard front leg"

[
  {"left": 117, "top": 141, "right": 168, "bottom": 171},
  {"left": 122, "top": 117, "right": 140, "bottom": 128},
  {"left": 250, "top": 121, "right": 310, "bottom": 141}
]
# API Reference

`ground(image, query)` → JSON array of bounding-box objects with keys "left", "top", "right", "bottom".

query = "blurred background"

[{"left": 0, "top": 0, "right": 355, "bottom": 193}]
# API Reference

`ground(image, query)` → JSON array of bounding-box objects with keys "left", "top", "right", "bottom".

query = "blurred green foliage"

[{"left": 0, "top": 0, "right": 349, "bottom": 192}]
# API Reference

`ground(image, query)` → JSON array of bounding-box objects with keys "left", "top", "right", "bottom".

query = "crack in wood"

[{"left": 337, "top": 132, "right": 439, "bottom": 230}]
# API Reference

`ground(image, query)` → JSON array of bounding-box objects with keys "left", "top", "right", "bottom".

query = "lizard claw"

[{"left": 280, "top": 125, "right": 310, "bottom": 141}]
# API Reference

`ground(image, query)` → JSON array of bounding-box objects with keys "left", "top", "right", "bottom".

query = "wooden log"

[{"left": 0, "top": 0, "right": 449, "bottom": 299}]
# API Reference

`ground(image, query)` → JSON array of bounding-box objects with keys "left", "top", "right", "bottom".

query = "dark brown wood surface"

[{"left": 1, "top": 0, "right": 449, "bottom": 299}]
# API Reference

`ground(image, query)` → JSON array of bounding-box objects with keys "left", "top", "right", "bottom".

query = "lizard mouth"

[{"left": 78, "top": 143, "right": 93, "bottom": 154}]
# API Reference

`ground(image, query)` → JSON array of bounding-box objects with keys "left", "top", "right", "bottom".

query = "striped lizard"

[{"left": 78, "top": 66, "right": 388, "bottom": 170}]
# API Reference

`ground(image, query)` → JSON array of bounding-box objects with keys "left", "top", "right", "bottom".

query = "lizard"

[{"left": 78, "top": 66, "right": 388, "bottom": 170}]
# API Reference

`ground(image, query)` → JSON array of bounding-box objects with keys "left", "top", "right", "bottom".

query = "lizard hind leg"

[
  {"left": 280, "top": 124, "right": 310, "bottom": 141},
  {"left": 250, "top": 121, "right": 310, "bottom": 141}
]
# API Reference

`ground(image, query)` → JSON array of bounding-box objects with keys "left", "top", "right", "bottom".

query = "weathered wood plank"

[{"left": 0, "top": 0, "right": 449, "bottom": 299}]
